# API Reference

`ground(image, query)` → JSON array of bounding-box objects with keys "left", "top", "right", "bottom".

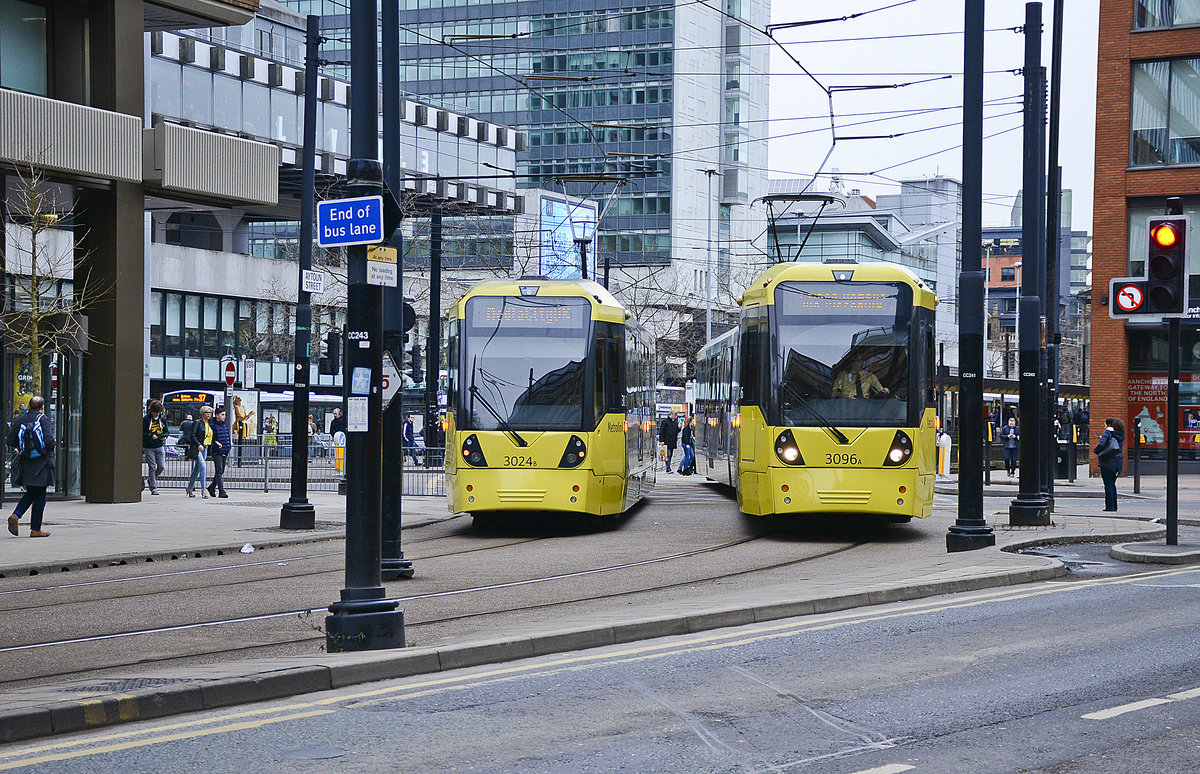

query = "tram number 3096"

[
  {"left": 825, "top": 453, "right": 862, "bottom": 466},
  {"left": 504, "top": 456, "right": 537, "bottom": 467}
]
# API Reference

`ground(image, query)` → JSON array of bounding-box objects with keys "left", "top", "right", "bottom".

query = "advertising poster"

[
  {"left": 1127, "top": 373, "right": 1200, "bottom": 452},
  {"left": 10, "top": 355, "right": 34, "bottom": 417},
  {"left": 539, "top": 197, "right": 596, "bottom": 280},
  {"left": 230, "top": 389, "right": 259, "bottom": 440}
]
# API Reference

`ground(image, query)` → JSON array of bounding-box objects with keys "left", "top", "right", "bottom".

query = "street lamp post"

[
  {"left": 572, "top": 217, "right": 596, "bottom": 284},
  {"left": 704, "top": 169, "right": 717, "bottom": 343}
]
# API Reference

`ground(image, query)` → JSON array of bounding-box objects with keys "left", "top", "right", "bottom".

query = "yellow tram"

[
  {"left": 445, "top": 278, "right": 657, "bottom": 519},
  {"left": 696, "top": 260, "right": 938, "bottom": 521}
]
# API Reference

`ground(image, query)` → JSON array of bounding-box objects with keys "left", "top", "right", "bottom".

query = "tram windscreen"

[
  {"left": 462, "top": 296, "right": 591, "bottom": 430},
  {"left": 773, "top": 281, "right": 912, "bottom": 426}
]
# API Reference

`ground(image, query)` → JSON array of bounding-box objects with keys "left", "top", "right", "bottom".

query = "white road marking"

[
  {"left": 850, "top": 764, "right": 915, "bottom": 774},
  {"left": 1083, "top": 697, "right": 1173, "bottom": 720}
]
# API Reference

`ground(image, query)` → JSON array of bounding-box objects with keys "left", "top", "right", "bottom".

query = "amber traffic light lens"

[{"left": 1152, "top": 223, "right": 1178, "bottom": 249}]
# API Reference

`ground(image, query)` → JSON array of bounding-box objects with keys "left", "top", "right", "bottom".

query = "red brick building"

[{"left": 1092, "top": 1, "right": 1200, "bottom": 469}]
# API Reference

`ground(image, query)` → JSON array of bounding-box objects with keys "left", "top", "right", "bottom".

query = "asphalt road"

[{"left": 9, "top": 554, "right": 1200, "bottom": 773}]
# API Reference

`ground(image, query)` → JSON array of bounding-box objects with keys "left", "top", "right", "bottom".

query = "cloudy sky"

[{"left": 767, "top": 0, "right": 1100, "bottom": 232}]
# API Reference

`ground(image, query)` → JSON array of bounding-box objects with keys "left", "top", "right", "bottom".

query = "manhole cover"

[{"left": 280, "top": 747, "right": 346, "bottom": 760}]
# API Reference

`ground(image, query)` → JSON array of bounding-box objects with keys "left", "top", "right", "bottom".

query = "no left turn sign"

[{"left": 1116, "top": 283, "right": 1144, "bottom": 312}]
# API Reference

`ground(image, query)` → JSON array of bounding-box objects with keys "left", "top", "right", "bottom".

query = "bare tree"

[{"left": 1, "top": 163, "right": 111, "bottom": 396}]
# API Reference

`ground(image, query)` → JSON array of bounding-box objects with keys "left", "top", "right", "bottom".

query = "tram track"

[
  {"left": 0, "top": 533, "right": 551, "bottom": 611},
  {"left": 0, "top": 534, "right": 870, "bottom": 690}
]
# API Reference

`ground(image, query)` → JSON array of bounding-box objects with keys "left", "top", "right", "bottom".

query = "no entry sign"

[{"left": 223, "top": 359, "right": 237, "bottom": 387}]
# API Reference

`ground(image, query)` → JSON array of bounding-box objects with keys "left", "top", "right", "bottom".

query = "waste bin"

[{"left": 1055, "top": 439, "right": 1070, "bottom": 479}]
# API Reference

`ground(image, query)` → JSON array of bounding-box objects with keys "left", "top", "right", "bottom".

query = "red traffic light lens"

[{"left": 1151, "top": 223, "right": 1179, "bottom": 249}]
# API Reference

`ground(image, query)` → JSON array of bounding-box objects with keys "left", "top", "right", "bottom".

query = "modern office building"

[
  {"left": 1, "top": 0, "right": 270, "bottom": 501},
  {"left": 0, "top": 0, "right": 520, "bottom": 501},
  {"left": 1091, "top": 0, "right": 1200, "bottom": 465},
  {"left": 300, "top": 0, "right": 770, "bottom": 379}
]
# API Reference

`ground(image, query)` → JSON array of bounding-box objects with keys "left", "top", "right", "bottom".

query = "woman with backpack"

[
  {"left": 1094, "top": 417, "right": 1125, "bottom": 512},
  {"left": 6, "top": 396, "right": 55, "bottom": 538}
]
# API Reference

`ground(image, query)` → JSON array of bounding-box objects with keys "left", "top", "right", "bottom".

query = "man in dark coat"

[
  {"left": 658, "top": 411, "right": 681, "bottom": 473},
  {"left": 6, "top": 396, "right": 56, "bottom": 538},
  {"left": 402, "top": 413, "right": 421, "bottom": 465},
  {"left": 207, "top": 406, "right": 233, "bottom": 498},
  {"left": 329, "top": 408, "right": 345, "bottom": 436}
]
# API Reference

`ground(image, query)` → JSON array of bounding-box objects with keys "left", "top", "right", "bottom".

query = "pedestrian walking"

[
  {"left": 1095, "top": 417, "right": 1125, "bottom": 512},
  {"left": 658, "top": 410, "right": 680, "bottom": 472},
  {"left": 186, "top": 406, "right": 214, "bottom": 498},
  {"left": 179, "top": 413, "right": 195, "bottom": 447},
  {"left": 6, "top": 396, "right": 56, "bottom": 538},
  {"left": 998, "top": 417, "right": 1020, "bottom": 477},
  {"left": 207, "top": 406, "right": 231, "bottom": 498},
  {"left": 143, "top": 399, "right": 167, "bottom": 495},
  {"left": 402, "top": 413, "right": 421, "bottom": 465},
  {"left": 677, "top": 417, "right": 695, "bottom": 475}
]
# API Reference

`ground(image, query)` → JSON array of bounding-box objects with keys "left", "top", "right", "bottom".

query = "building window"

[
  {"left": 1001, "top": 267, "right": 1016, "bottom": 281},
  {"left": 1131, "top": 58, "right": 1200, "bottom": 166},
  {"left": 0, "top": 0, "right": 48, "bottom": 96},
  {"left": 1135, "top": 0, "right": 1200, "bottom": 29}
]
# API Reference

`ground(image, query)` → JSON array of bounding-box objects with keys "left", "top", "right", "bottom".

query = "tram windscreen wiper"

[
  {"left": 779, "top": 380, "right": 850, "bottom": 445},
  {"left": 469, "top": 358, "right": 529, "bottom": 447}
]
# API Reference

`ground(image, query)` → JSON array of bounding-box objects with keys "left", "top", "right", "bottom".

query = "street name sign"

[
  {"left": 302, "top": 269, "right": 326, "bottom": 294},
  {"left": 316, "top": 195, "right": 384, "bottom": 247}
]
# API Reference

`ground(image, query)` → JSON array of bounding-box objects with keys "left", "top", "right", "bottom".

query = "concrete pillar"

[
  {"left": 78, "top": 0, "right": 144, "bottom": 503},
  {"left": 211, "top": 209, "right": 245, "bottom": 254}
]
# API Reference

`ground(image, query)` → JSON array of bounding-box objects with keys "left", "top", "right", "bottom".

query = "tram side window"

[
  {"left": 447, "top": 318, "right": 458, "bottom": 411},
  {"left": 599, "top": 323, "right": 624, "bottom": 413}
]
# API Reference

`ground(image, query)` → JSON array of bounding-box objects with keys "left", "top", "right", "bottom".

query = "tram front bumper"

[
  {"left": 451, "top": 467, "right": 624, "bottom": 515},
  {"left": 758, "top": 466, "right": 931, "bottom": 518}
]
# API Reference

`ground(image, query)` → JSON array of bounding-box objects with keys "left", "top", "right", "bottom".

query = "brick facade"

[{"left": 1091, "top": 1, "right": 1200, "bottom": 472}]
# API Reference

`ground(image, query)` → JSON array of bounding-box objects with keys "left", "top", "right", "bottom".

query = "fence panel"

[{"left": 149, "top": 436, "right": 445, "bottom": 497}]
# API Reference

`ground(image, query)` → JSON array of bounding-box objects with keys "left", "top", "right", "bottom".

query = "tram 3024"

[
  {"left": 445, "top": 278, "right": 657, "bottom": 519},
  {"left": 696, "top": 260, "right": 938, "bottom": 522}
]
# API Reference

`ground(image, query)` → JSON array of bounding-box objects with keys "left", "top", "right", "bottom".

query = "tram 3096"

[
  {"left": 445, "top": 278, "right": 657, "bottom": 519},
  {"left": 696, "top": 260, "right": 938, "bottom": 521}
]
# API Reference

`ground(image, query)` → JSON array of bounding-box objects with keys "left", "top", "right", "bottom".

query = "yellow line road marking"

[
  {"left": 0, "top": 704, "right": 318, "bottom": 759},
  {"left": 0, "top": 710, "right": 335, "bottom": 771}
]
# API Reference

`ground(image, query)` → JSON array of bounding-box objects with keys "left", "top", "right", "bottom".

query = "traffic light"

[
  {"left": 409, "top": 344, "right": 423, "bottom": 384},
  {"left": 1146, "top": 215, "right": 1188, "bottom": 315},
  {"left": 318, "top": 331, "right": 341, "bottom": 375}
]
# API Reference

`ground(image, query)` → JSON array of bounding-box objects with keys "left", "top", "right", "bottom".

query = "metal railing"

[{"left": 149, "top": 435, "right": 445, "bottom": 496}]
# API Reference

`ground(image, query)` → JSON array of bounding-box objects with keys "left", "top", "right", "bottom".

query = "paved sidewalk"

[
  {"left": 0, "top": 482, "right": 1170, "bottom": 744},
  {"left": 0, "top": 491, "right": 453, "bottom": 577}
]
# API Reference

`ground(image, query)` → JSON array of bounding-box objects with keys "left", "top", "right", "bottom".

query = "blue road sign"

[{"left": 316, "top": 195, "right": 384, "bottom": 247}]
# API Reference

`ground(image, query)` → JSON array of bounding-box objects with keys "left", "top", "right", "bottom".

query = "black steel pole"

[
  {"left": 1010, "top": 1, "right": 1050, "bottom": 526},
  {"left": 1046, "top": 0, "right": 1065, "bottom": 496},
  {"left": 424, "top": 205, "right": 443, "bottom": 462},
  {"left": 1167, "top": 318, "right": 1180, "bottom": 545},
  {"left": 1034, "top": 66, "right": 1053, "bottom": 510},
  {"left": 379, "top": 0, "right": 413, "bottom": 581},
  {"left": 603, "top": 250, "right": 610, "bottom": 290},
  {"left": 580, "top": 240, "right": 589, "bottom": 281},
  {"left": 280, "top": 14, "right": 321, "bottom": 531},
  {"left": 325, "top": 0, "right": 403, "bottom": 652},
  {"left": 947, "top": 0, "right": 995, "bottom": 552}
]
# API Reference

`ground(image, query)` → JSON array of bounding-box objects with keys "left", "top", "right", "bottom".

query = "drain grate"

[
  {"left": 245, "top": 521, "right": 344, "bottom": 533},
  {"left": 60, "top": 677, "right": 199, "bottom": 692}
]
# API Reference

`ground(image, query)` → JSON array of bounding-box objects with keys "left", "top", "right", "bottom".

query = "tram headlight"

[
  {"left": 461, "top": 434, "right": 488, "bottom": 467},
  {"left": 882, "top": 430, "right": 913, "bottom": 467},
  {"left": 559, "top": 435, "right": 587, "bottom": 468},
  {"left": 774, "top": 429, "right": 804, "bottom": 466}
]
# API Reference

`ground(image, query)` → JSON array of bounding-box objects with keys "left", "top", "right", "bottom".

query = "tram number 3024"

[
  {"left": 825, "top": 453, "right": 862, "bottom": 466},
  {"left": 504, "top": 455, "right": 537, "bottom": 467}
]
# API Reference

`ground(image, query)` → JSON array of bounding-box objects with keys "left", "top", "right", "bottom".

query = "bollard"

[
  {"left": 1133, "top": 418, "right": 1142, "bottom": 495},
  {"left": 1068, "top": 423, "right": 1077, "bottom": 482}
]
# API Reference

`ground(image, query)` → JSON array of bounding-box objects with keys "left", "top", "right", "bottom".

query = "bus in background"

[
  {"left": 656, "top": 384, "right": 686, "bottom": 419},
  {"left": 159, "top": 389, "right": 343, "bottom": 435}
]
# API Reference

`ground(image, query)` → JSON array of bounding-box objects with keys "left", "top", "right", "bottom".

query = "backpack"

[{"left": 17, "top": 418, "right": 44, "bottom": 460}]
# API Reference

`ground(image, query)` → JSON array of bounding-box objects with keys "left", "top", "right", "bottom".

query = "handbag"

[
  {"left": 9, "top": 453, "right": 21, "bottom": 487},
  {"left": 185, "top": 445, "right": 198, "bottom": 461},
  {"left": 1098, "top": 435, "right": 1120, "bottom": 460}
]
